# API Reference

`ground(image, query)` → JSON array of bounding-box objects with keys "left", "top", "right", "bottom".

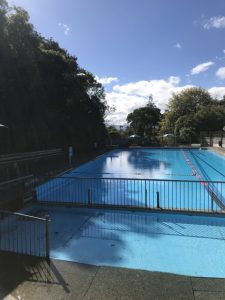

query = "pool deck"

[{"left": 1, "top": 252, "right": 225, "bottom": 300}]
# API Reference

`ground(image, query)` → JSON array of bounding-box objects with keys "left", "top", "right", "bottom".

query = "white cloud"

[
  {"left": 174, "top": 43, "right": 182, "bottom": 49},
  {"left": 208, "top": 87, "right": 225, "bottom": 99},
  {"left": 105, "top": 76, "right": 193, "bottom": 124},
  {"left": 216, "top": 67, "right": 225, "bottom": 79},
  {"left": 105, "top": 76, "right": 225, "bottom": 124},
  {"left": 203, "top": 16, "right": 225, "bottom": 29},
  {"left": 223, "top": 50, "right": 225, "bottom": 54},
  {"left": 58, "top": 23, "right": 70, "bottom": 35},
  {"left": 168, "top": 76, "right": 181, "bottom": 85},
  {"left": 95, "top": 76, "right": 118, "bottom": 85},
  {"left": 105, "top": 92, "right": 149, "bottom": 124},
  {"left": 191, "top": 61, "right": 214, "bottom": 75}
]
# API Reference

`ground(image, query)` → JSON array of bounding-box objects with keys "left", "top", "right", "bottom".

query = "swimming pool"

[
  {"left": 37, "top": 148, "right": 225, "bottom": 212},
  {"left": 6, "top": 148, "right": 225, "bottom": 278},
  {"left": 20, "top": 204, "right": 225, "bottom": 278}
]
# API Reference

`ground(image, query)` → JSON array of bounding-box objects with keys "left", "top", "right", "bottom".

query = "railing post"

[
  {"left": 88, "top": 189, "right": 91, "bottom": 205},
  {"left": 45, "top": 215, "right": 50, "bottom": 260},
  {"left": 157, "top": 192, "right": 160, "bottom": 209},
  {"left": 211, "top": 194, "right": 214, "bottom": 212},
  {"left": 21, "top": 181, "right": 25, "bottom": 207},
  {"left": 145, "top": 189, "right": 147, "bottom": 209},
  {"left": 32, "top": 189, "right": 37, "bottom": 202}
]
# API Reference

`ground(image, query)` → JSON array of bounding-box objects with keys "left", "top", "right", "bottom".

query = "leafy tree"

[
  {"left": 160, "top": 87, "right": 225, "bottom": 143},
  {"left": 195, "top": 104, "right": 225, "bottom": 132},
  {"left": 107, "top": 126, "right": 121, "bottom": 138},
  {"left": 106, "top": 126, "right": 124, "bottom": 145},
  {"left": 0, "top": 1, "right": 108, "bottom": 153},
  {"left": 126, "top": 101, "right": 161, "bottom": 138}
]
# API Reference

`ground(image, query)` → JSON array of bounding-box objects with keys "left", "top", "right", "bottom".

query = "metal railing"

[
  {"left": 0, "top": 149, "right": 63, "bottom": 165},
  {"left": 36, "top": 176, "right": 225, "bottom": 213},
  {"left": 0, "top": 210, "right": 50, "bottom": 258},
  {"left": 0, "top": 175, "right": 36, "bottom": 209}
]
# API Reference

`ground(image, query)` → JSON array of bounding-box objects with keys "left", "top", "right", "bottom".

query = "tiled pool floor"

[{"left": 26, "top": 204, "right": 225, "bottom": 278}]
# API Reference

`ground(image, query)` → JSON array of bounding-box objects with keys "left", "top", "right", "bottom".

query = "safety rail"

[
  {"left": 0, "top": 175, "right": 35, "bottom": 209},
  {"left": 0, "top": 209, "right": 50, "bottom": 258},
  {"left": 36, "top": 176, "right": 225, "bottom": 213},
  {"left": 0, "top": 149, "right": 62, "bottom": 164}
]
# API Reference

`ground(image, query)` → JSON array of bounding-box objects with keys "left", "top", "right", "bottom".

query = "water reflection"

[{"left": 68, "top": 148, "right": 194, "bottom": 179}]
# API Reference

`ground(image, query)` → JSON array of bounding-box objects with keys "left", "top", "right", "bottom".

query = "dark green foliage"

[
  {"left": 126, "top": 100, "right": 161, "bottom": 138},
  {"left": 0, "top": 1, "right": 107, "bottom": 153},
  {"left": 160, "top": 87, "right": 225, "bottom": 143}
]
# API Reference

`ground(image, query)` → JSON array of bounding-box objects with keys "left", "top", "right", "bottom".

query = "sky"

[{"left": 9, "top": 0, "right": 225, "bottom": 125}]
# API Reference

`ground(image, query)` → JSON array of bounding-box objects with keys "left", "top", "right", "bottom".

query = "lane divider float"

[{"left": 180, "top": 149, "right": 207, "bottom": 186}]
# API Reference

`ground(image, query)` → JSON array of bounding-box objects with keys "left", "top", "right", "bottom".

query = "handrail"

[
  {"left": 0, "top": 175, "right": 34, "bottom": 186},
  {"left": 0, "top": 149, "right": 63, "bottom": 164},
  {"left": 53, "top": 176, "right": 225, "bottom": 184},
  {"left": 0, "top": 209, "right": 46, "bottom": 221},
  {"left": 0, "top": 148, "right": 62, "bottom": 160},
  {"left": 0, "top": 209, "right": 50, "bottom": 258},
  {"left": 0, "top": 153, "right": 62, "bottom": 165}
]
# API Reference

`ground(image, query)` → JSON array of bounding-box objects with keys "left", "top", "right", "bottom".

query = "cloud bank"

[
  {"left": 105, "top": 76, "right": 193, "bottom": 124},
  {"left": 208, "top": 87, "right": 225, "bottom": 99},
  {"left": 104, "top": 76, "right": 225, "bottom": 125}
]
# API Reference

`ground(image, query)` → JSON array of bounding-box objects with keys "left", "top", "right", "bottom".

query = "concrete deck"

[{"left": 1, "top": 252, "right": 225, "bottom": 300}]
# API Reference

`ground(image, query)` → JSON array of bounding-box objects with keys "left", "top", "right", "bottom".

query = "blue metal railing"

[{"left": 36, "top": 176, "right": 225, "bottom": 213}]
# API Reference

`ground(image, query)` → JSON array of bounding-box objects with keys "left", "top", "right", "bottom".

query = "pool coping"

[
  {"left": 2, "top": 251, "right": 225, "bottom": 299},
  {"left": 34, "top": 200, "right": 225, "bottom": 218}
]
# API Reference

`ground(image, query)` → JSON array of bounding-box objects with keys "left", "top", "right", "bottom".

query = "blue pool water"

[
  {"left": 37, "top": 148, "right": 225, "bottom": 211},
  {"left": 69, "top": 148, "right": 193, "bottom": 179},
  {"left": 32, "top": 148, "right": 225, "bottom": 277},
  {"left": 20, "top": 204, "right": 225, "bottom": 278},
  {"left": 63, "top": 148, "right": 225, "bottom": 180}
]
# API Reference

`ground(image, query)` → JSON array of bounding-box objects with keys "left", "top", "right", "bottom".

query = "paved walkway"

[{"left": 1, "top": 252, "right": 225, "bottom": 300}]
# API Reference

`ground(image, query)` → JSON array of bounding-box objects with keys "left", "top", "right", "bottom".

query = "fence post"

[
  {"left": 88, "top": 189, "right": 91, "bottom": 205},
  {"left": 145, "top": 189, "right": 147, "bottom": 209},
  {"left": 32, "top": 189, "right": 37, "bottom": 202},
  {"left": 45, "top": 215, "right": 50, "bottom": 260},
  {"left": 157, "top": 192, "right": 160, "bottom": 209}
]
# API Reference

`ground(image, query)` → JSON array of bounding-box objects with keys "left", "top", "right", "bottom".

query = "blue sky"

[{"left": 10, "top": 0, "right": 225, "bottom": 124}]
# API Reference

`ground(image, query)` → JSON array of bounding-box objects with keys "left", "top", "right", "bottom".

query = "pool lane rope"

[
  {"left": 190, "top": 151, "right": 225, "bottom": 179},
  {"left": 180, "top": 149, "right": 225, "bottom": 209},
  {"left": 180, "top": 149, "right": 207, "bottom": 186}
]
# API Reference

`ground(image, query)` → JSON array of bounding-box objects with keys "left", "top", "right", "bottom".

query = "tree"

[
  {"left": 160, "top": 87, "right": 225, "bottom": 143},
  {"left": 0, "top": 1, "right": 108, "bottom": 153},
  {"left": 126, "top": 101, "right": 161, "bottom": 138},
  {"left": 195, "top": 104, "right": 225, "bottom": 132},
  {"left": 107, "top": 126, "right": 121, "bottom": 138}
]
